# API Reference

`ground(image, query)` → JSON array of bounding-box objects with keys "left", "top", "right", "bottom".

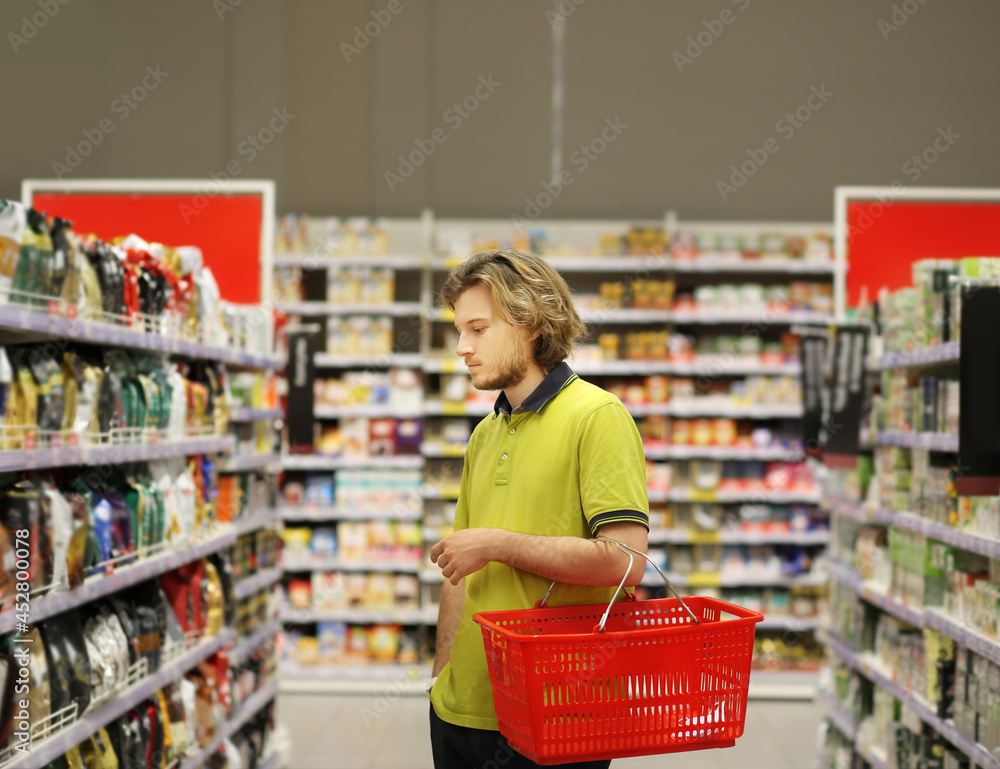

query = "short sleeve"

[{"left": 577, "top": 401, "right": 649, "bottom": 535}]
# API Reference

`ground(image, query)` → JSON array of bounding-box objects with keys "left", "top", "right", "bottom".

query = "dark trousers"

[{"left": 430, "top": 704, "right": 612, "bottom": 769}]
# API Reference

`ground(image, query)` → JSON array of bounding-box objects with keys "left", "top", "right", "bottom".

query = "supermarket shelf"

[
  {"left": 643, "top": 571, "right": 826, "bottom": 589},
  {"left": 543, "top": 256, "right": 672, "bottom": 273},
  {"left": 229, "top": 619, "right": 283, "bottom": 665},
  {"left": 875, "top": 430, "right": 958, "bottom": 452},
  {"left": 280, "top": 605, "right": 434, "bottom": 625},
  {"left": 231, "top": 507, "right": 280, "bottom": 537},
  {"left": 279, "top": 660, "right": 431, "bottom": 695},
  {"left": 314, "top": 353, "right": 423, "bottom": 369},
  {"left": 0, "top": 434, "right": 236, "bottom": 473},
  {"left": 817, "top": 686, "right": 858, "bottom": 741},
  {"left": 870, "top": 508, "right": 1000, "bottom": 560},
  {"left": 666, "top": 360, "right": 802, "bottom": 377},
  {"left": 229, "top": 406, "right": 283, "bottom": 423},
  {"left": 273, "top": 252, "right": 428, "bottom": 268},
  {"left": 648, "top": 529, "right": 829, "bottom": 546},
  {"left": 415, "top": 358, "right": 803, "bottom": 378},
  {"left": 6, "top": 628, "right": 235, "bottom": 769},
  {"left": 420, "top": 441, "right": 468, "bottom": 458},
  {"left": 577, "top": 308, "right": 672, "bottom": 324},
  {"left": 747, "top": 670, "right": 818, "bottom": 700},
  {"left": 179, "top": 679, "right": 278, "bottom": 769},
  {"left": 826, "top": 497, "right": 875, "bottom": 525},
  {"left": 823, "top": 559, "right": 924, "bottom": 628},
  {"left": 671, "top": 259, "right": 835, "bottom": 275},
  {"left": 666, "top": 489, "right": 821, "bottom": 504},
  {"left": 756, "top": 615, "right": 823, "bottom": 631},
  {"left": 622, "top": 403, "right": 671, "bottom": 417},
  {"left": 821, "top": 631, "right": 1000, "bottom": 769},
  {"left": 217, "top": 451, "right": 282, "bottom": 473},
  {"left": 645, "top": 445, "right": 803, "bottom": 461},
  {"left": 428, "top": 255, "right": 834, "bottom": 276},
  {"left": 234, "top": 566, "right": 283, "bottom": 600},
  {"left": 0, "top": 302, "right": 282, "bottom": 370},
  {"left": 922, "top": 607, "right": 1000, "bottom": 668},
  {"left": 277, "top": 301, "right": 422, "bottom": 317},
  {"left": 0, "top": 527, "right": 237, "bottom": 634},
  {"left": 278, "top": 506, "right": 422, "bottom": 523},
  {"left": 283, "top": 558, "right": 421, "bottom": 574},
  {"left": 282, "top": 454, "right": 424, "bottom": 471},
  {"left": 876, "top": 342, "right": 961, "bottom": 371},
  {"left": 670, "top": 310, "right": 832, "bottom": 326},
  {"left": 570, "top": 360, "right": 675, "bottom": 376},
  {"left": 422, "top": 400, "right": 493, "bottom": 417},
  {"left": 419, "top": 486, "right": 461, "bottom": 501},
  {"left": 315, "top": 404, "right": 424, "bottom": 419},
  {"left": 664, "top": 402, "right": 803, "bottom": 419},
  {"left": 825, "top": 557, "right": 1000, "bottom": 666}
]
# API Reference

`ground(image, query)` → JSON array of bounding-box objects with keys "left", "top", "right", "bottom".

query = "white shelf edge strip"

[
  {"left": 823, "top": 558, "right": 924, "bottom": 628},
  {"left": 7, "top": 629, "right": 236, "bottom": 769},
  {"left": 876, "top": 342, "right": 961, "bottom": 370},
  {"left": 0, "top": 435, "right": 237, "bottom": 474},
  {"left": 229, "top": 619, "right": 283, "bottom": 666},
  {"left": 647, "top": 529, "right": 829, "bottom": 545},
  {"left": 281, "top": 455, "right": 424, "bottom": 470},
  {"left": 277, "top": 507, "right": 421, "bottom": 522},
  {"left": 828, "top": 500, "right": 1000, "bottom": 560},
  {"left": 282, "top": 559, "right": 421, "bottom": 574},
  {"left": 234, "top": 566, "right": 284, "bottom": 601},
  {"left": 219, "top": 452, "right": 283, "bottom": 473},
  {"left": 229, "top": 407, "right": 283, "bottom": 423},
  {"left": 279, "top": 605, "right": 434, "bottom": 625},
  {"left": 231, "top": 507, "right": 280, "bottom": 537},
  {"left": 0, "top": 529, "right": 237, "bottom": 633}
]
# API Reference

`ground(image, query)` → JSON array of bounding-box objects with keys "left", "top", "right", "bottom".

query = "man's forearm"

[
  {"left": 490, "top": 525, "right": 646, "bottom": 587},
  {"left": 432, "top": 578, "right": 464, "bottom": 676}
]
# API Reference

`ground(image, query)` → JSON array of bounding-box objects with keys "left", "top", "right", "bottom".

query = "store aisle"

[{"left": 277, "top": 694, "right": 823, "bottom": 769}]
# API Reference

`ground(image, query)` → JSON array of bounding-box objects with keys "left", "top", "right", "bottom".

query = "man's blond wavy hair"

[{"left": 440, "top": 248, "right": 586, "bottom": 372}]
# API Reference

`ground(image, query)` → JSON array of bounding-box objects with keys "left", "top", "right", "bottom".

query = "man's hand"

[{"left": 430, "top": 529, "right": 497, "bottom": 585}]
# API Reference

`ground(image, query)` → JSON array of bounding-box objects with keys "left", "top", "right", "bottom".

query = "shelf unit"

[
  {"left": 7, "top": 629, "right": 235, "bottom": 769},
  {"left": 273, "top": 215, "right": 837, "bottom": 694},
  {"left": 822, "top": 632, "right": 1000, "bottom": 769},
  {"left": 0, "top": 258, "right": 286, "bottom": 766},
  {"left": 819, "top": 333, "right": 1000, "bottom": 769}
]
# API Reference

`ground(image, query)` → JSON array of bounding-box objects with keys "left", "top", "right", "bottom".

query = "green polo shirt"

[{"left": 430, "top": 362, "right": 649, "bottom": 731}]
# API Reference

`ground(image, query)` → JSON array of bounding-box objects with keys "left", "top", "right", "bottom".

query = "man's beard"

[{"left": 469, "top": 338, "right": 530, "bottom": 391}]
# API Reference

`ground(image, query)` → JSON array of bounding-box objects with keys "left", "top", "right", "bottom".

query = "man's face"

[{"left": 453, "top": 283, "right": 535, "bottom": 391}]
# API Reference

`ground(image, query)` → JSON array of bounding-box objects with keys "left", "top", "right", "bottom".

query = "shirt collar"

[{"left": 493, "top": 361, "right": 578, "bottom": 417}]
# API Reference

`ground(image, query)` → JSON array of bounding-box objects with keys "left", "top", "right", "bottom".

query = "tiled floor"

[{"left": 276, "top": 693, "right": 823, "bottom": 769}]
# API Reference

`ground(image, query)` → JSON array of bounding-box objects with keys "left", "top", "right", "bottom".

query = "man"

[{"left": 428, "top": 248, "right": 649, "bottom": 769}]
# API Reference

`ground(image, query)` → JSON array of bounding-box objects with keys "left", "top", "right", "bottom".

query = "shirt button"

[
  {"left": 501, "top": 453, "right": 508, "bottom": 460},
  {"left": 508, "top": 429, "right": 516, "bottom": 435}
]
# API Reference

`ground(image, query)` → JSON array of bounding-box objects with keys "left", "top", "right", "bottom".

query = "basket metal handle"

[
  {"left": 598, "top": 537, "right": 700, "bottom": 630},
  {"left": 536, "top": 537, "right": 700, "bottom": 633}
]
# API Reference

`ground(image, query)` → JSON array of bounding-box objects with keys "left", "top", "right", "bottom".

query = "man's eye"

[{"left": 473, "top": 328, "right": 484, "bottom": 334}]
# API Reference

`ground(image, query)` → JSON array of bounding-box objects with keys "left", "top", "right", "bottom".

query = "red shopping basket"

[{"left": 473, "top": 540, "right": 764, "bottom": 765}]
